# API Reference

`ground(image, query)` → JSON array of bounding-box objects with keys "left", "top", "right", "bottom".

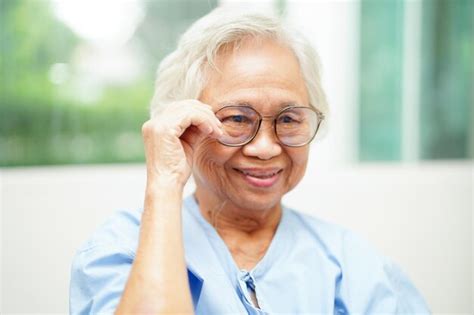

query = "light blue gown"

[{"left": 70, "top": 194, "right": 431, "bottom": 314}]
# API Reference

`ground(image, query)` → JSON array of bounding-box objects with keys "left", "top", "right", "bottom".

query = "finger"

[
  {"left": 187, "top": 114, "right": 223, "bottom": 139},
  {"left": 181, "top": 103, "right": 223, "bottom": 136},
  {"left": 173, "top": 110, "right": 219, "bottom": 139},
  {"left": 193, "top": 104, "right": 223, "bottom": 136},
  {"left": 162, "top": 100, "right": 223, "bottom": 138}
]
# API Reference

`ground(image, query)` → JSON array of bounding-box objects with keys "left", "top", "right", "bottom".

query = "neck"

[{"left": 194, "top": 186, "right": 283, "bottom": 270}]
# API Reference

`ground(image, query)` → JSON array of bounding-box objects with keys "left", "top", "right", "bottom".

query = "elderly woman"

[{"left": 70, "top": 8, "right": 430, "bottom": 315}]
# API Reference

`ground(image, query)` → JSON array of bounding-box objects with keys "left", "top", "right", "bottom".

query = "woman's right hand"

[
  {"left": 141, "top": 99, "right": 223, "bottom": 187},
  {"left": 118, "top": 100, "right": 217, "bottom": 314}
]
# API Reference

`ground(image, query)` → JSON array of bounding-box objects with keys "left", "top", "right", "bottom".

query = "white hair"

[{"left": 149, "top": 7, "right": 329, "bottom": 134}]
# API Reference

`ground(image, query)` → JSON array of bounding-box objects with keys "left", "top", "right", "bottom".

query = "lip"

[{"left": 233, "top": 167, "right": 283, "bottom": 188}]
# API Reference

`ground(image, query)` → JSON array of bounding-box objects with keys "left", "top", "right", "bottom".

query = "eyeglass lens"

[{"left": 215, "top": 106, "right": 320, "bottom": 147}]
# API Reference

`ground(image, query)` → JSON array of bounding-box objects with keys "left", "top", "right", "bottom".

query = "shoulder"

[
  {"left": 284, "top": 207, "right": 430, "bottom": 313},
  {"left": 285, "top": 207, "right": 384, "bottom": 258},
  {"left": 285, "top": 206, "right": 406, "bottom": 278},
  {"left": 70, "top": 209, "right": 142, "bottom": 314},
  {"left": 284, "top": 207, "right": 350, "bottom": 257},
  {"left": 76, "top": 208, "right": 142, "bottom": 256}
]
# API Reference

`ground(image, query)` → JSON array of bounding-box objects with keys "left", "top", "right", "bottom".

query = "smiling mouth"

[
  {"left": 235, "top": 168, "right": 282, "bottom": 178},
  {"left": 233, "top": 168, "right": 283, "bottom": 188}
]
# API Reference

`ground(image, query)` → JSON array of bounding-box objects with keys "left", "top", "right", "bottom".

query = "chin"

[{"left": 226, "top": 188, "right": 283, "bottom": 212}]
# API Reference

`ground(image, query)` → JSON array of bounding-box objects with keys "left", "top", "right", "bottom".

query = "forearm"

[{"left": 116, "top": 177, "right": 193, "bottom": 314}]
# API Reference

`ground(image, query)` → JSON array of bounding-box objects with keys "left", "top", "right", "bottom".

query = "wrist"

[{"left": 146, "top": 175, "right": 185, "bottom": 196}]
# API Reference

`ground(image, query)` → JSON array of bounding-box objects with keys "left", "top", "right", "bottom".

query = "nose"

[{"left": 242, "top": 121, "right": 282, "bottom": 160}]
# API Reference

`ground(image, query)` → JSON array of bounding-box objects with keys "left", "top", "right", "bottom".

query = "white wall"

[{"left": 1, "top": 162, "right": 472, "bottom": 314}]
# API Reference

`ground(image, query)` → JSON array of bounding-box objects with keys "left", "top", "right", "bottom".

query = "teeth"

[{"left": 239, "top": 170, "right": 279, "bottom": 178}]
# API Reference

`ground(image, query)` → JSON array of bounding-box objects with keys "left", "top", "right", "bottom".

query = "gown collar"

[{"left": 183, "top": 193, "right": 294, "bottom": 281}]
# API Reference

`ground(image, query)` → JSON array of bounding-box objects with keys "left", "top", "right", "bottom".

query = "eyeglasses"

[{"left": 214, "top": 105, "right": 325, "bottom": 147}]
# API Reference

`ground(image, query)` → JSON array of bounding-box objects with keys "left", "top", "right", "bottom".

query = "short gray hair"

[{"left": 149, "top": 7, "right": 329, "bottom": 133}]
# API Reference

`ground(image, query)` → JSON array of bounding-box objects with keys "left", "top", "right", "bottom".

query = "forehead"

[{"left": 200, "top": 38, "right": 309, "bottom": 113}]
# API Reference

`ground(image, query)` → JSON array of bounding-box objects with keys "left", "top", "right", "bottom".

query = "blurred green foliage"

[
  {"left": 0, "top": 0, "right": 217, "bottom": 166},
  {"left": 1, "top": 0, "right": 76, "bottom": 96},
  {"left": 1, "top": 0, "right": 471, "bottom": 166}
]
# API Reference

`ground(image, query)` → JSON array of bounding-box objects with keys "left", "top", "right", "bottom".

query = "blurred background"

[{"left": 1, "top": 0, "right": 472, "bottom": 314}]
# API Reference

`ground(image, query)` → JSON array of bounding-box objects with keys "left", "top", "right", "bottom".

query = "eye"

[
  {"left": 221, "top": 114, "right": 251, "bottom": 124},
  {"left": 230, "top": 115, "right": 245, "bottom": 123},
  {"left": 278, "top": 115, "right": 299, "bottom": 124},
  {"left": 215, "top": 106, "right": 258, "bottom": 128}
]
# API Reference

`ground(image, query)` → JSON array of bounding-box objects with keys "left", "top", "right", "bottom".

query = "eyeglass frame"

[{"left": 214, "top": 104, "right": 325, "bottom": 147}]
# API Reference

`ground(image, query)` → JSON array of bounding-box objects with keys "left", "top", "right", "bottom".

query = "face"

[{"left": 194, "top": 38, "right": 310, "bottom": 212}]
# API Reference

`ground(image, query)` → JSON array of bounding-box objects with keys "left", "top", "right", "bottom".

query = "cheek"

[
  {"left": 286, "top": 148, "right": 309, "bottom": 188},
  {"left": 192, "top": 139, "right": 238, "bottom": 183}
]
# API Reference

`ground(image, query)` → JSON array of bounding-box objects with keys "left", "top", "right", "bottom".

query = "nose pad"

[
  {"left": 251, "top": 120, "right": 277, "bottom": 142},
  {"left": 258, "top": 122, "right": 274, "bottom": 132},
  {"left": 242, "top": 120, "right": 282, "bottom": 159}
]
